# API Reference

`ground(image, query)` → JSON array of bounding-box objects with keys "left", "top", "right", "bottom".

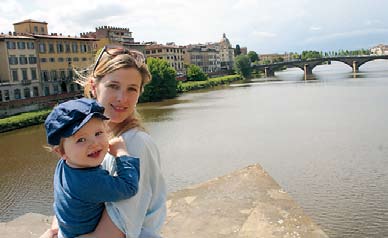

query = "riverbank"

[
  {"left": 0, "top": 164, "right": 328, "bottom": 237},
  {"left": 0, "top": 75, "right": 243, "bottom": 133}
]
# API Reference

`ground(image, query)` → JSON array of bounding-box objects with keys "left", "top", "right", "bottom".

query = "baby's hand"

[{"left": 109, "top": 137, "right": 130, "bottom": 157}]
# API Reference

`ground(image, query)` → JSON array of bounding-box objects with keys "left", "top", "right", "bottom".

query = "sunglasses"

[{"left": 92, "top": 45, "right": 146, "bottom": 77}]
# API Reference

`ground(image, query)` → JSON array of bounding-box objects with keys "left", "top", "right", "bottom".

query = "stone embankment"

[{"left": 0, "top": 164, "right": 328, "bottom": 238}]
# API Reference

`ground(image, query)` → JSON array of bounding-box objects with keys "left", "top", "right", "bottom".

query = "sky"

[{"left": 1, "top": 0, "right": 388, "bottom": 54}]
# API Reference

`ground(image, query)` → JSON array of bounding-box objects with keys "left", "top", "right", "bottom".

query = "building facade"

[
  {"left": 208, "top": 33, "right": 235, "bottom": 70},
  {"left": 0, "top": 19, "right": 97, "bottom": 115},
  {"left": 0, "top": 34, "right": 40, "bottom": 102},
  {"left": 81, "top": 26, "right": 145, "bottom": 53},
  {"left": 184, "top": 44, "right": 221, "bottom": 73},
  {"left": 145, "top": 43, "right": 186, "bottom": 74},
  {"left": 370, "top": 44, "right": 388, "bottom": 55}
]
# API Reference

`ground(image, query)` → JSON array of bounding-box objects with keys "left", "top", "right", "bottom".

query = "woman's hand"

[
  {"left": 39, "top": 228, "right": 58, "bottom": 238},
  {"left": 108, "top": 136, "right": 130, "bottom": 157}
]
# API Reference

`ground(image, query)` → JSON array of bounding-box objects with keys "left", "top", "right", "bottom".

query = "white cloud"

[
  {"left": 303, "top": 28, "right": 388, "bottom": 44},
  {"left": 252, "top": 31, "right": 277, "bottom": 38},
  {"left": 2, "top": 0, "right": 388, "bottom": 53},
  {"left": 309, "top": 26, "right": 321, "bottom": 31}
]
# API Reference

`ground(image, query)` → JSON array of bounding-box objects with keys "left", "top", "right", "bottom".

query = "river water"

[{"left": 1, "top": 60, "right": 387, "bottom": 237}]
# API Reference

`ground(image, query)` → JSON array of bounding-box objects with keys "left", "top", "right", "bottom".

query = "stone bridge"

[{"left": 252, "top": 55, "right": 388, "bottom": 79}]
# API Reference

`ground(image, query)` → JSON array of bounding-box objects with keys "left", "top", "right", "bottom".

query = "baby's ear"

[{"left": 53, "top": 146, "right": 65, "bottom": 158}]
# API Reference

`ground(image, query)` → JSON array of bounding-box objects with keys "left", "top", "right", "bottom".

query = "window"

[
  {"left": 24, "top": 88, "right": 31, "bottom": 98},
  {"left": 12, "top": 70, "right": 18, "bottom": 81},
  {"left": 40, "top": 27, "right": 45, "bottom": 33},
  {"left": 19, "top": 56, "right": 28, "bottom": 64},
  {"left": 17, "top": 42, "right": 26, "bottom": 49},
  {"left": 34, "top": 26, "right": 38, "bottom": 33},
  {"left": 72, "top": 43, "right": 78, "bottom": 53},
  {"left": 14, "top": 89, "right": 21, "bottom": 99},
  {"left": 22, "top": 69, "right": 28, "bottom": 80},
  {"left": 0, "top": 90, "right": 2, "bottom": 102},
  {"left": 9, "top": 56, "right": 18, "bottom": 65},
  {"left": 73, "top": 57, "right": 79, "bottom": 62},
  {"left": 53, "top": 85, "right": 59, "bottom": 94},
  {"left": 33, "top": 87, "right": 39, "bottom": 97},
  {"left": 4, "top": 90, "right": 10, "bottom": 101},
  {"left": 28, "top": 56, "right": 37, "bottom": 64},
  {"left": 57, "top": 43, "right": 64, "bottom": 53},
  {"left": 65, "top": 43, "right": 71, "bottom": 52},
  {"left": 67, "top": 57, "right": 72, "bottom": 62},
  {"left": 60, "top": 71, "right": 66, "bottom": 80},
  {"left": 82, "top": 57, "right": 87, "bottom": 61},
  {"left": 7, "top": 41, "right": 16, "bottom": 49},
  {"left": 44, "top": 87, "right": 50, "bottom": 96},
  {"left": 50, "top": 70, "right": 57, "bottom": 81},
  {"left": 40, "top": 58, "right": 47, "bottom": 63},
  {"left": 31, "top": 68, "right": 37, "bottom": 80},
  {"left": 48, "top": 44, "right": 55, "bottom": 53},
  {"left": 158, "top": 49, "right": 162, "bottom": 53},
  {"left": 80, "top": 44, "right": 87, "bottom": 52},
  {"left": 27, "top": 42, "right": 35, "bottom": 49},
  {"left": 39, "top": 43, "right": 46, "bottom": 53},
  {"left": 49, "top": 58, "right": 55, "bottom": 62},
  {"left": 42, "top": 71, "right": 49, "bottom": 81},
  {"left": 58, "top": 58, "right": 64, "bottom": 62}
]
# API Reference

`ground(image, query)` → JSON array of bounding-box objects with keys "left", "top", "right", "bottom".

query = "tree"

[
  {"left": 234, "top": 44, "right": 241, "bottom": 56},
  {"left": 186, "top": 64, "right": 208, "bottom": 81},
  {"left": 140, "top": 57, "right": 177, "bottom": 102},
  {"left": 234, "top": 55, "right": 252, "bottom": 78},
  {"left": 247, "top": 51, "right": 259, "bottom": 62},
  {"left": 301, "top": 50, "right": 322, "bottom": 60}
]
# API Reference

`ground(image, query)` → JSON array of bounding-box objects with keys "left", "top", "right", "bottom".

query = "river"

[{"left": 1, "top": 60, "right": 387, "bottom": 237}]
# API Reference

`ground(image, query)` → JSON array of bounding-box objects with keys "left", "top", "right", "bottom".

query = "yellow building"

[
  {"left": 0, "top": 34, "right": 40, "bottom": 101},
  {"left": 0, "top": 19, "right": 98, "bottom": 116}
]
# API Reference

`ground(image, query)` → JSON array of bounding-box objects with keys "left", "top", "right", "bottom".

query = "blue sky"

[{"left": 1, "top": 0, "right": 387, "bottom": 54}]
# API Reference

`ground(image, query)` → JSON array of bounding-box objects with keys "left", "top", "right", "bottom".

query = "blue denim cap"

[{"left": 44, "top": 98, "right": 109, "bottom": 145}]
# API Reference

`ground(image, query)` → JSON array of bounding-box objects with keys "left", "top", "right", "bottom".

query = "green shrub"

[
  {"left": 0, "top": 109, "right": 51, "bottom": 133},
  {"left": 177, "top": 75, "right": 242, "bottom": 93}
]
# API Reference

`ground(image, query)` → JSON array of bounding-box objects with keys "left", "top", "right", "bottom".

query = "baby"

[{"left": 43, "top": 98, "right": 140, "bottom": 238}]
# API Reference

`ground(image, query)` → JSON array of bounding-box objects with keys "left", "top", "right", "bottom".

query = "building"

[
  {"left": 81, "top": 26, "right": 146, "bottom": 53},
  {"left": 0, "top": 34, "right": 40, "bottom": 102},
  {"left": 259, "top": 53, "right": 290, "bottom": 63},
  {"left": 208, "top": 33, "right": 235, "bottom": 70},
  {"left": 0, "top": 19, "right": 97, "bottom": 116},
  {"left": 370, "top": 44, "right": 388, "bottom": 55},
  {"left": 184, "top": 44, "right": 221, "bottom": 73},
  {"left": 145, "top": 43, "right": 186, "bottom": 74},
  {"left": 240, "top": 47, "right": 248, "bottom": 55}
]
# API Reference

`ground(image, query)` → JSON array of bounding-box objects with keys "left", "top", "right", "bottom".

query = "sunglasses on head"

[{"left": 92, "top": 45, "right": 146, "bottom": 77}]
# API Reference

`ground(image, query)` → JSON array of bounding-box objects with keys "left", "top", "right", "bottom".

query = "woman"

[{"left": 43, "top": 45, "right": 167, "bottom": 238}]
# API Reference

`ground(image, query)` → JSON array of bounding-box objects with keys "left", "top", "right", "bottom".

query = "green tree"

[
  {"left": 247, "top": 51, "right": 259, "bottom": 62},
  {"left": 186, "top": 64, "right": 208, "bottom": 81},
  {"left": 234, "top": 44, "right": 241, "bottom": 56},
  {"left": 140, "top": 57, "right": 177, "bottom": 102},
  {"left": 234, "top": 55, "right": 252, "bottom": 78},
  {"left": 301, "top": 50, "right": 322, "bottom": 60}
]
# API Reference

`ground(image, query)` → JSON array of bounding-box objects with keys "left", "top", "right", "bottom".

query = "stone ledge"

[{"left": 0, "top": 164, "right": 329, "bottom": 238}]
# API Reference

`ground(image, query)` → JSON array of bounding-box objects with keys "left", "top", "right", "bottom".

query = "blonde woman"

[{"left": 43, "top": 45, "right": 167, "bottom": 238}]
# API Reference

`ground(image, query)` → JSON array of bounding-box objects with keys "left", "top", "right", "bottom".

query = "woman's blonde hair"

[{"left": 77, "top": 46, "right": 152, "bottom": 136}]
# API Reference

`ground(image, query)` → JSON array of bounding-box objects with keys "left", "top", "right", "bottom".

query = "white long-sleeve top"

[{"left": 102, "top": 128, "right": 167, "bottom": 238}]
